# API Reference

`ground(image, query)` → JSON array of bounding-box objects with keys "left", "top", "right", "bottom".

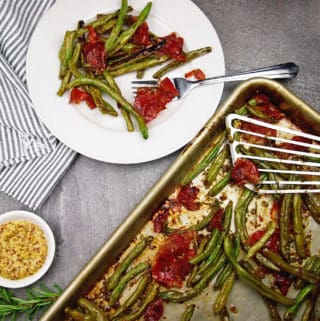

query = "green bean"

[
  {"left": 57, "top": 70, "right": 72, "bottom": 96},
  {"left": 65, "top": 307, "right": 93, "bottom": 321},
  {"left": 110, "top": 2, "right": 152, "bottom": 55},
  {"left": 234, "top": 188, "right": 255, "bottom": 245},
  {"left": 208, "top": 172, "right": 231, "bottom": 197},
  {"left": 294, "top": 256, "right": 317, "bottom": 289},
  {"left": 110, "top": 275, "right": 149, "bottom": 320},
  {"left": 181, "top": 131, "right": 226, "bottom": 185},
  {"left": 180, "top": 304, "right": 195, "bottom": 321},
  {"left": 95, "top": 18, "right": 117, "bottom": 34},
  {"left": 254, "top": 252, "right": 280, "bottom": 273},
  {"left": 67, "top": 77, "right": 148, "bottom": 139},
  {"left": 301, "top": 282, "right": 320, "bottom": 321},
  {"left": 109, "top": 262, "right": 150, "bottom": 306},
  {"left": 279, "top": 193, "right": 292, "bottom": 261},
  {"left": 152, "top": 47, "right": 212, "bottom": 79},
  {"left": 109, "top": 55, "right": 170, "bottom": 78},
  {"left": 248, "top": 98, "right": 257, "bottom": 107},
  {"left": 224, "top": 235, "right": 294, "bottom": 306},
  {"left": 244, "top": 220, "right": 276, "bottom": 261},
  {"left": 77, "top": 298, "right": 107, "bottom": 321},
  {"left": 189, "top": 229, "right": 220, "bottom": 265},
  {"left": 68, "top": 43, "right": 82, "bottom": 78},
  {"left": 303, "top": 194, "right": 320, "bottom": 224},
  {"left": 213, "top": 263, "right": 233, "bottom": 290},
  {"left": 105, "top": 0, "right": 128, "bottom": 53},
  {"left": 195, "top": 202, "right": 233, "bottom": 277},
  {"left": 103, "top": 70, "right": 133, "bottom": 131},
  {"left": 263, "top": 249, "right": 320, "bottom": 283},
  {"left": 107, "top": 236, "right": 153, "bottom": 291},
  {"left": 206, "top": 146, "right": 228, "bottom": 185},
  {"left": 213, "top": 271, "right": 235, "bottom": 314},
  {"left": 117, "top": 282, "right": 159, "bottom": 321},
  {"left": 58, "top": 30, "right": 76, "bottom": 78},
  {"left": 283, "top": 284, "right": 313, "bottom": 321},
  {"left": 90, "top": 86, "right": 119, "bottom": 116},
  {"left": 186, "top": 237, "right": 208, "bottom": 287},
  {"left": 292, "top": 193, "right": 306, "bottom": 258},
  {"left": 164, "top": 200, "right": 220, "bottom": 234},
  {"left": 160, "top": 252, "right": 227, "bottom": 302}
]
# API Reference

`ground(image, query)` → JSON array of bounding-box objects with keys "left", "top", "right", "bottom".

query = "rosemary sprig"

[{"left": 0, "top": 283, "right": 61, "bottom": 321}]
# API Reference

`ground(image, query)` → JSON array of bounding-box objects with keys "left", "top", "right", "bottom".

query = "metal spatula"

[{"left": 225, "top": 113, "right": 320, "bottom": 194}]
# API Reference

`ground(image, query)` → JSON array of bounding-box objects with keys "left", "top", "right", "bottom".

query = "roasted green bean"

[
  {"left": 263, "top": 249, "right": 320, "bottom": 283},
  {"left": 116, "top": 282, "right": 159, "bottom": 321},
  {"left": 109, "top": 2, "right": 152, "bottom": 55},
  {"left": 213, "top": 271, "right": 235, "bottom": 314},
  {"left": 283, "top": 284, "right": 313, "bottom": 321},
  {"left": 107, "top": 236, "right": 153, "bottom": 291},
  {"left": 109, "top": 275, "right": 149, "bottom": 320},
  {"left": 108, "top": 262, "right": 150, "bottom": 306},
  {"left": 206, "top": 146, "right": 228, "bottom": 186},
  {"left": 105, "top": 0, "right": 128, "bottom": 53},
  {"left": 77, "top": 298, "right": 107, "bottom": 321},
  {"left": 181, "top": 132, "right": 226, "bottom": 185},
  {"left": 208, "top": 172, "right": 231, "bottom": 197},
  {"left": 152, "top": 47, "right": 212, "bottom": 79},
  {"left": 292, "top": 193, "right": 306, "bottom": 258},
  {"left": 180, "top": 304, "right": 195, "bottom": 321},
  {"left": 279, "top": 193, "right": 292, "bottom": 261}
]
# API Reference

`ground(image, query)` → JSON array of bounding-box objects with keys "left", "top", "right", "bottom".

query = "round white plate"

[
  {"left": 26, "top": 0, "right": 225, "bottom": 164},
  {"left": 0, "top": 210, "right": 56, "bottom": 288}
]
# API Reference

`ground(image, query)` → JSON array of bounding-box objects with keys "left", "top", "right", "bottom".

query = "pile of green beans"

[
  {"left": 64, "top": 96, "right": 320, "bottom": 321},
  {"left": 58, "top": 0, "right": 212, "bottom": 139}
]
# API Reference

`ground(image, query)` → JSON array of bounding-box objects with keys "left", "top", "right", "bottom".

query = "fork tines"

[{"left": 225, "top": 113, "right": 320, "bottom": 194}]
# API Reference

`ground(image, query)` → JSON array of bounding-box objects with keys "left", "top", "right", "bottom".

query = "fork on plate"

[{"left": 132, "top": 62, "right": 299, "bottom": 99}]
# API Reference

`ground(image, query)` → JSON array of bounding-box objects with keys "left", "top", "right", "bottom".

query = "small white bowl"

[{"left": 0, "top": 210, "right": 56, "bottom": 288}]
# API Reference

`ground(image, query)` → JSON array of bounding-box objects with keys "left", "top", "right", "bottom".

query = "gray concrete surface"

[{"left": 1, "top": 0, "right": 320, "bottom": 309}]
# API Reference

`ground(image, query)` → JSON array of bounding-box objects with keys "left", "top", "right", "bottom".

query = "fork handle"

[{"left": 198, "top": 62, "right": 299, "bottom": 85}]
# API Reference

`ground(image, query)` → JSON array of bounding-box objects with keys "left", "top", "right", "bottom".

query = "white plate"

[
  {"left": 26, "top": 0, "right": 225, "bottom": 164},
  {"left": 0, "top": 210, "right": 55, "bottom": 288}
]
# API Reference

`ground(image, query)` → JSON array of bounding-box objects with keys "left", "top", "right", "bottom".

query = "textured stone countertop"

[{"left": 0, "top": 0, "right": 320, "bottom": 314}]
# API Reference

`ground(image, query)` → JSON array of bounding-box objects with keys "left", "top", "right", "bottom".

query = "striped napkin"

[{"left": 0, "top": 0, "right": 77, "bottom": 209}]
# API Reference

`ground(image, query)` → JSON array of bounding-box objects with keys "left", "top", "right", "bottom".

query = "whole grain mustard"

[{"left": 0, "top": 220, "right": 48, "bottom": 280}]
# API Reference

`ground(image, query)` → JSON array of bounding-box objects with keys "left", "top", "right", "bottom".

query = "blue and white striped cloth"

[{"left": 0, "top": 0, "right": 77, "bottom": 209}]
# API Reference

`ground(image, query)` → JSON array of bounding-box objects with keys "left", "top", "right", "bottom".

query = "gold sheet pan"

[{"left": 39, "top": 78, "right": 320, "bottom": 321}]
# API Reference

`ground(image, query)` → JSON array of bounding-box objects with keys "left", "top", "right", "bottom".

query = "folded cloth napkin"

[{"left": 0, "top": 0, "right": 77, "bottom": 209}]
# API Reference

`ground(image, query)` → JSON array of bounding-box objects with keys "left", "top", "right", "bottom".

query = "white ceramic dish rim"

[{"left": 0, "top": 210, "right": 56, "bottom": 288}]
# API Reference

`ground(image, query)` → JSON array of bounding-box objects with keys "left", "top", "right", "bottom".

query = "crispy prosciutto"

[
  {"left": 231, "top": 158, "right": 260, "bottom": 185},
  {"left": 134, "top": 77, "right": 179, "bottom": 122},
  {"left": 151, "top": 231, "right": 196, "bottom": 288},
  {"left": 69, "top": 87, "right": 96, "bottom": 109},
  {"left": 143, "top": 298, "right": 164, "bottom": 321},
  {"left": 81, "top": 26, "right": 106, "bottom": 74},
  {"left": 176, "top": 184, "right": 200, "bottom": 211}
]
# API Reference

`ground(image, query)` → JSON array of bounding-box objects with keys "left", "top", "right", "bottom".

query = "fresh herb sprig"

[{"left": 0, "top": 284, "right": 61, "bottom": 321}]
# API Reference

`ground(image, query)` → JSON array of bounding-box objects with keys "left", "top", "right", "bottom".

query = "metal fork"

[{"left": 132, "top": 62, "right": 299, "bottom": 99}]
